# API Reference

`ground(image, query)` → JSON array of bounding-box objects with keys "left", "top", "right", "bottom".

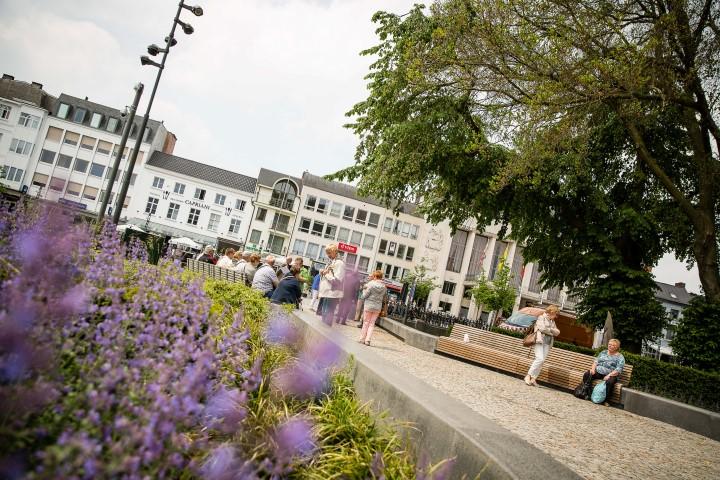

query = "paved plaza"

[{"left": 300, "top": 305, "right": 720, "bottom": 480}]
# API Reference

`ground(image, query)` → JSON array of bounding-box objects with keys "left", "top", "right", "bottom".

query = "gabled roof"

[
  {"left": 0, "top": 76, "right": 55, "bottom": 110},
  {"left": 257, "top": 168, "right": 302, "bottom": 190},
  {"left": 147, "top": 151, "right": 257, "bottom": 194},
  {"left": 654, "top": 281, "right": 693, "bottom": 306}
]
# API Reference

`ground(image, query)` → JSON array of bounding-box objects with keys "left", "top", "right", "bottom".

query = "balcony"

[{"left": 255, "top": 191, "right": 298, "bottom": 212}]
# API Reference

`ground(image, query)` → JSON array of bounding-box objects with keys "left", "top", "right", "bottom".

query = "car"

[{"left": 497, "top": 306, "right": 545, "bottom": 333}]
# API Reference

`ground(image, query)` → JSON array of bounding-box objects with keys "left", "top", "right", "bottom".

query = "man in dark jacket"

[
  {"left": 270, "top": 266, "right": 302, "bottom": 307},
  {"left": 197, "top": 245, "right": 217, "bottom": 264}
]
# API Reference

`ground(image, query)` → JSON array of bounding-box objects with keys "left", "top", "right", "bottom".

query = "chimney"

[
  {"left": 2, "top": 74, "right": 14, "bottom": 80},
  {"left": 675, "top": 282, "right": 686, "bottom": 289},
  {"left": 31, "top": 81, "right": 43, "bottom": 89}
]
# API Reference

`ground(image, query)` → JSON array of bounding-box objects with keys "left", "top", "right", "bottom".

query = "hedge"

[{"left": 487, "top": 327, "right": 720, "bottom": 412}]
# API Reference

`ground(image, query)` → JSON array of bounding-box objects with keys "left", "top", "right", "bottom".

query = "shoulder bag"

[{"left": 522, "top": 321, "right": 537, "bottom": 347}]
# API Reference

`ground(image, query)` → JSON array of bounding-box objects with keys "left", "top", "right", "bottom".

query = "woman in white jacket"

[
  {"left": 358, "top": 270, "right": 387, "bottom": 346},
  {"left": 318, "top": 243, "right": 345, "bottom": 326},
  {"left": 524, "top": 305, "right": 561, "bottom": 386}
]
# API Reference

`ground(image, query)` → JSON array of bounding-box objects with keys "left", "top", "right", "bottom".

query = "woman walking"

[
  {"left": 358, "top": 270, "right": 387, "bottom": 346},
  {"left": 524, "top": 305, "right": 561, "bottom": 386},
  {"left": 318, "top": 243, "right": 345, "bottom": 326}
]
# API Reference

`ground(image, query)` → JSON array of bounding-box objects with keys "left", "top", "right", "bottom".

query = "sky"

[{"left": 0, "top": 0, "right": 703, "bottom": 293}]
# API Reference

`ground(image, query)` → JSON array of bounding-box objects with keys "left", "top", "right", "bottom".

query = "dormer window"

[
  {"left": 106, "top": 117, "right": 119, "bottom": 133},
  {"left": 90, "top": 112, "right": 103, "bottom": 128},
  {"left": 57, "top": 103, "right": 70, "bottom": 119},
  {"left": 73, "top": 107, "right": 87, "bottom": 123}
]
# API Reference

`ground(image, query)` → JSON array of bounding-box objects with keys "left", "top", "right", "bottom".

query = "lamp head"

[
  {"left": 176, "top": 19, "right": 194, "bottom": 35},
  {"left": 147, "top": 44, "right": 164, "bottom": 56},
  {"left": 182, "top": 4, "right": 203, "bottom": 16},
  {"left": 140, "top": 56, "right": 163, "bottom": 68},
  {"left": 165, "top": 36, "right": 178, "bottom": 47}
]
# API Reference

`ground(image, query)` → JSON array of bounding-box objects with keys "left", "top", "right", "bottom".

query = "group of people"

[{"left": 524, "top": 304, "right": 626, "bottom": 404}]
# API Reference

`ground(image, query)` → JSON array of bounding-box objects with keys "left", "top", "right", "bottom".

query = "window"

[
  {"left": 63, "top": 131, "right": 79, "bottom": 146},
  {"left": 207, "top": 213, "right": 221, "bottom": 232},
  {"left": 304, "top": 195, "right": 317, "bottom": 210},
  {"left": 317, "top": 198, "right": 329, "bottom": 214},
  {"left": 368, "top": 212, "right": 380, "bottom": 228},
  {"left": 45, "top": 126, "right": 63, "bottom": 142},
  {"left": 57, "top": 103, "right": 70, "bottom": 119},
  {"left": 401, "top": 222, "right": 411, "bottom": 237},
  {"left": 235, "top": 199, "right": 246, "bottom": 210},
  {"left": 343, "top": 205, "right": 355, "bottom": 221},
  {"left": 0, "top": 103, "right": 10, "bottom": 119},
  {"left": 311, "top": 220, "right": 325, "bottom": 236},
  {"left": 187, "top": 208, "right": 201, "bottom": 225},
  {"left": 113, "top": 146, "right": 129, "bottom": 159},
  {"left": 39, "top": 149, "right": 56, "bottom": 164},
  {"left": 397, "top": 244, "right": 406, "bottom": 259},
  {"left": 410, "top": 225, "right": 419, "bottom": 240},
  {"left": 152, "top": 176, "right": 164, "bottom": 189},
  {"left": 438, "top": 301, "right": 452, "bottom": 312},
  {"left": 406, "top": 247, "right": 415, "bottom": 262},
  {"left": 330, "top": 202, "right": 342, "bottom": 217},
  {"left": 89, "top": 163, "right": 105, "bottom": 177},
  {"left": 379, "top": 239, "right": 388, "bottom": 254},
  {"left": 270, "top": 179, "right": 297, "bottom": 210},
  {"left": 337, "top": 227, "right": 350, "bottom": 242},
  {"left": 66, "top": 181, "right": 82, "bottom": 197},
  {"left": 362, "top": 234, "right": 375, "bottom": 250},
  {"left": 214, "top": 193, "right": 226, "bottom": 206},
  {"left": 255, "top": 208, "right": 267, "bottom": 221},
  {"left": 384, "top": 264, "right": 392, "bottom": 278},
  {"left": 9, "top": 138, "right": 33, "bottom": 155},
  {"left": 18, "top": 112, "right": 40, "bottom": 128},
  {"left": 249, "top": 229, "right": 261, "bottom": 244},
  {"left": 167, "top": 202, "right": 180, "bottom": 220},
  {"left": 80, "top": 136, "right": 96, "bottom": 150},
  {"left": 123, "top": 196, "right": 131, "bottom": 209},
  {"left": 271, "top": 213, "right": 290, "bottom": 232},
  {"left": 306, "top": 243, "right": 320, "bottom": 259},
  {"left": 106, "top": 117, "right": 119, "bottom": 133},
  {"left": 393, "top": 220, "right": 402, "bottom": 235},
  {"left": 292, "top": 239, "right": 306, "bottom": 256},
  {"left": 145, "top": 196, "right": 159, "bottom": 215},
  {"left": 355, "top": 209, "right": 368, "bottom": 225},
  {"left": 442, "top": 281, "right": 456, "bottom": 295},
  {"left": 383, "top": 217, "right": 393, "bottom": 232},
  {"left": 96, "top": 141, "right": 111, "bottom": 155},
  {"left": 446, "top": 230, "right": 469, "bottom": 273},
  {"left": 388, "top": 241, "right": 397, "bottom": 256},
  {"left": 99, "top": 190, "right": 114, "bottom": 204},
  {"left": 143, "top": 127, "right": 152, "bottom": 142},
  {"left": 467, "top": 235, "right": 489, "bottom": 279},
  {"left": 194, "top": 188, "right": 206, "bottom": 200},
  {"left": 130, "top": 173, "right": 137, "bottom": 186},
  {"left": 49, "top": 177, "right": 66, "bottom": 191},
  {"left": 73, "top": 108, "right": 86, "bottom": 123},
  {"left": 73, "top": 158, "right": 89, "bottom": 173},
  {"left": 346, "top": 254, "right": 357, "bottom": 269},
  {"left": 228, "top": 218, "right": 242, "bottom": 235},
  {"left": 350, "top": 231, "right": 362, "bottom": 246},
  {"left": 82, "top": 186, "right": 98, "bottom": 201},
  {"left": 267, "top": 234, "right": 284, "bottom": 254},
  {"left": 391, "top": 265, "right": 401, "bottom": 280},
  {"left": 174, "top": 182, "right": 186, "bottom": 195},
  {"left": 358, "top": 256, "right": 370, "bottom": 273},
  {"left": 1, "top": 166, "right": 23, "bottom": 182},
  {"left": 32, "top": 172, "right": 48, "bottom": 188},
  {"left": 57, "top": 154, "right": 72, "bottom": 169},
  {"left": 489, "top": 240, "right": 510, "bottom": 280},
  {"left": 299, "top": 217, "right": 311, "bottom": 233},
  {"left": 324, "top": 224, "right": 337, "bottom": 239},
  {"left": 90, "top": 112, "right": 103, "bottom": 128}
]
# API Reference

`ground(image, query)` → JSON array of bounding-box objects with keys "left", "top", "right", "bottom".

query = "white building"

[
  {"left": 245, "top": 168, "right": 303, "bottom": 256},
  {"left": 0, "top": 75, "right": 52, "bottom": 192},
  {"left": 126, "top": 151, "right": 256, "bottom": 248}
]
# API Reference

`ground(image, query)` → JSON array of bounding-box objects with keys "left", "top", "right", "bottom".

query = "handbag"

[
  {"left": 591, "top": 381, "right": 607, "bottom": 404},
  {"left": 522, "top": 322, "right": 537, "bottom": 347},
  {"left": 380, "top": 292, "right": 389, "bottom": 317},
  {"left": 573, "top": 377, "right": 593, "bottom": 400}
]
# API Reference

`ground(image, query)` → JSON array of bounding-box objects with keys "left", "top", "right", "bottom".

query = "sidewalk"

[{"left": 302, "top": 305, "right": 720, "bottom": 480}]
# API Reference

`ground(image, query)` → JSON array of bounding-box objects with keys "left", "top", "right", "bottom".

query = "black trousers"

[{"left": 583, "top": 370, "right": 617, "bottom": 394}]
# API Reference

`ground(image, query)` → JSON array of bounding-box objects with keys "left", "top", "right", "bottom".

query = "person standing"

[
  {"left": 310, "top": 272, "right": 321, "bottom": 312},
  {"left": 337, "top": 269, "right": 360, "bottom": 325},
  {"left": 358, "top": 270, "right": 387, "bottom": 345},
  {"left": 318, "top": 244, "right": 344, "bottom": 326},
  {"left": 524, "top": 305, "right": 561, "bottom": 386}
]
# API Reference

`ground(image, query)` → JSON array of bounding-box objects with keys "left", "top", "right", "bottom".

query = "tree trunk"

[{"left": 693, "top": 214, "right": 720, "bottom": 301}]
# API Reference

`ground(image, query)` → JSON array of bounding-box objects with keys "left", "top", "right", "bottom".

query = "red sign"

[{"left": 338, "top": 242, "right": 357, "bottom": 254}]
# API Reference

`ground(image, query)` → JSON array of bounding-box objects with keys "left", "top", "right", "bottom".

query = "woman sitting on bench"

[{"left": 582, "top": 338, "right": 626, "bottom": 395}]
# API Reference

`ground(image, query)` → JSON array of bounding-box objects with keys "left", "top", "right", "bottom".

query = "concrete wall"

[
  {"left": 376, "top": 316, "right": 438, "bottom": 352},
  {"left": 622, "top": 388, "right": 720, "bottom": 442},
  {"left": 293, "top": 310, "right": 580, "bottom": 480}
]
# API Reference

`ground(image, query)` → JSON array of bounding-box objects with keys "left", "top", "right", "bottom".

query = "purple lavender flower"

[
  {"left": 370, "top": 451, "right": 386, "bottom": 479},
  {"left": 200, "top": 444, "right": 239, "bottom": 480},
  {"left": 274, "top": 361, "right": 327, "bottom": 399},
  {"left": 273, "top": 417, "right": 316, "bottom": 459},
  {"left": 265, "top": 313, "right": 299, "bottom": 346},
  {"left": 204, "top": 387, "right": 248, "bottom": 434}
]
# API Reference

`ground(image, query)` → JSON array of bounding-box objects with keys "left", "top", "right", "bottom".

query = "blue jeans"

[{"left": 321, "top": 298, "right": 340, "bottom": 326}]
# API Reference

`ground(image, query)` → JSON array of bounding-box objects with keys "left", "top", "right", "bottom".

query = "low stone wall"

[
  {"left": 622, "top": 388, "right": 720, "bottom": 442},
  {"left": 293, "top": 311, "right": 581, "bottom": 480},
  {"left": 376, "top": 316, "right": 438, "bottom": 352}
]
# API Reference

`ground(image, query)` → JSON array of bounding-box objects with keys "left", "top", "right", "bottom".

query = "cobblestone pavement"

[{"left": 303, "top": 307, "right": 720, "bottom": 480}]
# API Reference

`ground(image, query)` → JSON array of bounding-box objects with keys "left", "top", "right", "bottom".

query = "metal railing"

[{"left": 387, "top": 302, "right": 489, "bottom": 336}]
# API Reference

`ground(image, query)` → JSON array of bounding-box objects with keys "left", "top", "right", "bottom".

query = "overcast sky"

[{"left": 0, "top": 0, "right": 702, "bottom": 293}]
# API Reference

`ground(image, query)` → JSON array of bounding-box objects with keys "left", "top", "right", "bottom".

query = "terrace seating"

[
  {"left": 186, "top": 259, "right": 243, "bottom": 283},
  {"left": 436, "top": 324, "right": 633, "bottom": 404}
]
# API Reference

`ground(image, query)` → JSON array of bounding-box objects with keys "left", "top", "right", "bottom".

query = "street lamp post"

[{"left": 112, "top": 1, "right": 203, "bottom": 224}]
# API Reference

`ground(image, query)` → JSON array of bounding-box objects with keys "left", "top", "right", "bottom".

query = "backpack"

[
  {"left": 590, "top": 381, "right": 607, "bottom": 404},
  {"left": 573, "top": 377, "right": 593, "bottom": 400}
]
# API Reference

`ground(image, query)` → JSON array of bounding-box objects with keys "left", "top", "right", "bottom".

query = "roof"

[
  {"left": 0, "top": 76, "right": 55, "bottom": 110},
  {"left": 301, "top": 172, "right": 422, "bottom": 217},
  {"left": 257, "top": 168, "right": 302, "bottom": 190},
  {"left": 53, "top": 93, "right": 164, "bottom": 142},
  {"left": 654, "top": 281, "right": 693, "bottom": 306},
  {"left": 147, "top": 151, "right": 257, "bottom": 194}
]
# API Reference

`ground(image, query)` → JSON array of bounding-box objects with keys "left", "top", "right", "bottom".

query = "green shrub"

[{"left": 671, "top": 296, "right": 720, "bottom": 373}]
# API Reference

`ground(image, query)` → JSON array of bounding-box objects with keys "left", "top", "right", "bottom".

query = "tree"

[
  {"left": 468, "top": 259, "right": 516, "bottom": 324},
  {"left": 401, "top": 264, "right": 438, "bottom": 306},
  {"left": 672, "top": 296, "right": 720, "bottom": 372},
  {"left": 335, "top": 1, "right": 720, "bottom": 303}
]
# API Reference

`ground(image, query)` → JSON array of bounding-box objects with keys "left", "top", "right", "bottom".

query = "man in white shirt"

[{"left": 216, "top": 248, "right": 236, "bottom": 268}]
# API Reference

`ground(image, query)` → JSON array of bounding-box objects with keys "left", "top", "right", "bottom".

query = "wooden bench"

[
  {"left": 436, "top": 324, "right": 633, "bottom": 404},
  {"left": 186, "top": 259, "right": 244, "bottom": 284}
]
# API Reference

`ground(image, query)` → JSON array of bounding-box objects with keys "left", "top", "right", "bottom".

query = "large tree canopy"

[{"left": 334, "top": 0, "right": 720, "bottom": 304}]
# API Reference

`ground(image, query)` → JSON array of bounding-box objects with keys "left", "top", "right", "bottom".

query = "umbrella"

[
  {"left": 116, "top": 224, "right": 146, "bottom": 233},
  {"left": 169, "top": 236, "right": 202, "bottom": 250},
  {"left": 601, "top": 311, "right": 614, "bottom": 347}
]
